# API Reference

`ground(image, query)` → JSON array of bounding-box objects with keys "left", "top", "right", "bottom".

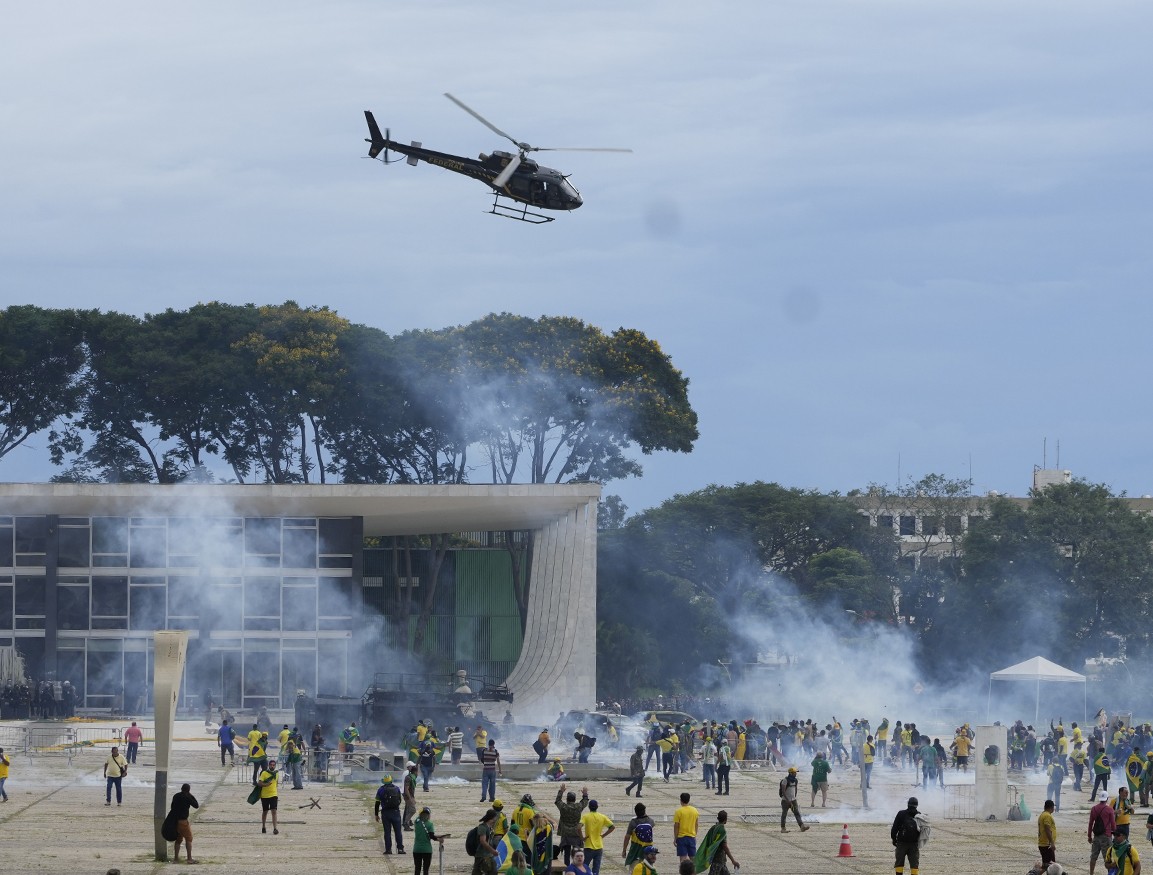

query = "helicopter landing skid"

[{"left": 489, "top": 193, "right": 554, "bottom": 224}]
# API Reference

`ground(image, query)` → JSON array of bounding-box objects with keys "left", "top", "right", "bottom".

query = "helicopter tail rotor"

[{"left": 364, "top": 111, "right": 388, "bottom": 160}]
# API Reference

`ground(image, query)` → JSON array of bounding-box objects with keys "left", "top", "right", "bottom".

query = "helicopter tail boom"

[{"left": 364, "top": 111, "right": 387, "bottom": 159}]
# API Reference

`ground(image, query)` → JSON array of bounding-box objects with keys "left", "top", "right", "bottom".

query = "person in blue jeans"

[
  {"left": 479, "top": 739, "right": 502, "bottom": 802},
  {"left": 103, "top": 746, "right": 129, "bottom": 806}
]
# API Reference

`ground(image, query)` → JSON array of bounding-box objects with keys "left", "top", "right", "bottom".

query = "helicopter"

[{"left": 363, "top": 93, "right": 631, "bottom": 224}]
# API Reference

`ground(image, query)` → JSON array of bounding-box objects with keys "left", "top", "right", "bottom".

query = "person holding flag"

[
  {"left": 693, "top": 811, "right": 739, "bottom": 875},
  {"left": 621, "top": 802, "right": 655, "bottom": 870},
  {"left": 1126, "top": 747, "right": 1144, "bottom": 800}
]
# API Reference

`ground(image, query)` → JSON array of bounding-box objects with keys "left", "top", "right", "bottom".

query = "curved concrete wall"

[{"left": 503, "top": 498, "right": 597, "bottom": 722}]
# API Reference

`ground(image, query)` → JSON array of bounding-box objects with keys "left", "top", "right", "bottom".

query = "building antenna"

[
  {"left": 897, "top": 453, "right": 901, "bottom": 490},
  {"left": 968, "top": 454, "right": 973, "bottom": 496},
  {"left": 1043, "top": 437, "right": 1047, "bottom": 470},
  {"left": 1056, "top": 440, "right": 1060, "bottom": 469}
]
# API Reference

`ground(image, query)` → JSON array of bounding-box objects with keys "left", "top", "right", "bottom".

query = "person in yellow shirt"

[
  {"left": 473, "top": 726, "right": 488, "bottom": 761},
  {"left": 1111, "top": 787, "right": 1135, "bottom": 838},
  {"left": 257, "top": 759, "right": 279, "bottom": 835},
  {"left": 0, "top": 745, "right": 9, "bottom": 802},
  {"left": 863, "top": 736, "right": 876, "bottom": 789},
  {"left": 631, "top": 845, "right": 658, "bottom": 875},
  {"left": 580, "top": 799, "right": 615, "bottom": 875},
  {"left": 672, "top": 792, "right": 699, "bottom": 863},
  {"left": 953, "top": 732, "right": 973, "bottom": 772},
  {"left": 1037, "top": 799, "right": 1057, "bottom": 867}
]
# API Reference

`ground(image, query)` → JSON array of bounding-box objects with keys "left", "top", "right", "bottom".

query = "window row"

[
  {"left": 0, "top": 576, "right": 356, "bottom": 632},
  {"left": 0, "top": 516, "right": 356, "bottom": 569}
]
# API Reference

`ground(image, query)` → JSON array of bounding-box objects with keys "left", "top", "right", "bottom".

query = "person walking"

[
  {"left": 534, "top": 728, "right": 552, "bottom": 763},
  {"left": 284, "top": 735, "right": 304, "bottom": 790},
  {"left": 700, "top": 737, "right": 716, "bottom": 791},
  {"left": 694, "top": 811, "right": 739, "bottom": 875},
  {"left": 168, "top": 782, "right": 200, "bottom": 864},
  {"left": 412, "top": 805, "right": 448, "bottom": 875},
  {"left": 811, "top": 752, "right": 832, "bottom": 807},
  {"left": 103, "top": 745, "right": 129, "bottom": 806},
  {"left": 403, "top": 763, "right": 419, "bottom": 830},
  {"left": 0, "top": 746, "right": 10, "bottom": 802},
  {"left": 1089, "top": 790, "right": 1117, "bottom": 875},
  {"left": 672, "top": 791, "right": 700, "bottom": 865},
  {"left": 249, "top": 732, "right": 269, "bottom": 786},
  {"left": 218, "top": 719, "right": 235, "bottom": 766},
  {"left": 479, "top": 738, "right": 502, "bottom": 803},
  {"left": 124, "top": 721, "right": 143, "bottom": 764},
  {"left": 714, "top": 740, "right": 732, "bottom": 796},
  {"left": 257, "top": 759, "right": 279, "bottom": 835},
  {"left": 471, "top": 809, "right": 499, "bottom": 875},
  {"left": 375, "top": 774, "right": 405, "bottom": 854},
  {"left": 625, "top": 746, "right": 645, "bottom": 798},
  {"left": 419, "top": 740, "right": 437, "bottom": 792},
  {"left": 1048, "top": 758, "right": 1067, "bottom": 813},
  {"left": 1038, "top": 799, "right": 1057, "bottom": 868},
  {"left": 892, "top": 796, "right": 922, "bottom": 875},
  {"left": 1091, "top": 749, "right": 1112, "bottom": 801},
  {"left": 621, "top": 802, "right": 656, "bottom": 870},
  {"left": 448, "top": 726, "right": 464, "bottom": 765},
  {"left": 779, "top": 768, "right": 809, "bottom": 833},
  {"left": 580, "top": 799, "right": 614, "bottom": 875}
]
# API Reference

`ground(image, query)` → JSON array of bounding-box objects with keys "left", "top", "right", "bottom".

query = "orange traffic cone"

[{"left": 837, "top": 824, "right": 854, "bottom": 857}]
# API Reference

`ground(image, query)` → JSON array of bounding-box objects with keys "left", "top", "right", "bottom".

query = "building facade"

[{"left": 0, "top": 483, "right": 599, "bottom": 720}]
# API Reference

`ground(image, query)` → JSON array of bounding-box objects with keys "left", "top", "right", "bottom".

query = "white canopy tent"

[{"left": 987, "top": 656, "right": 1087, "bottom": 724}]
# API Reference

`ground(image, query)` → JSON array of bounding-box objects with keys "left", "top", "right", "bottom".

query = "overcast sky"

[{"left": 2, "top": 1, "right": 1152, "bottom": 514}]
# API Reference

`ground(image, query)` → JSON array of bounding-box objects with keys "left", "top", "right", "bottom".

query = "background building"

[{"left": 0, "top": 483, "right": 598, "bottom": 721}]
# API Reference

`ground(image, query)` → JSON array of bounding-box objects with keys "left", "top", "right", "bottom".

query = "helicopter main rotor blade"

[
  {"left": 444, "top": 93, "right": 523, "bottom": 148},
  {"left": 492, "top": 153, "right": 522, "bottom": 189},
  {"left": 530, "top": 147, "right": 634, "bottom": 153}
]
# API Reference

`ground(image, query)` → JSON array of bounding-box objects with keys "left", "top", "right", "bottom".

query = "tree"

[{"left": 0, "top": 306, "right": 87, "bottom": 463}]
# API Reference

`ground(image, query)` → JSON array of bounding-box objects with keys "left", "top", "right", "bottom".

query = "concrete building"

[{"left": 0, "top": 483, "right": 598, "bottom": 721}]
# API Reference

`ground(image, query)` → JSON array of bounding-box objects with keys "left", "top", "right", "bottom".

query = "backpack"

[
  {"left": 897, "top": 813, "right": 920, "bottom": 844},
  {"left": 634, "top": 823, "right": 654, "bottom": 845},
  {"left": 465, "top": 826, "right": 480, "bottom": 856}
]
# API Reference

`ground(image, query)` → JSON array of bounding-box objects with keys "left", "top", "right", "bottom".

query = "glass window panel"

[
  {"left": 92, "top": 518, "right": 129, "bottom": 554},
  {"left": 58, "top": 527, "right": 91, "bottom": 568},
  {"left": 243, "top": 641, "right": 280, "bottom": 701},
  {"left": 14, "top": 517, "right": 47, "bottom": 554},
  {"left": 92, "top": 617, "right": 128, "bottom": 630},
  {"left": 15, "top": 577, "right": 45, "bottom": 616},
  {"left": 282, "top": 585, "right": 317, "bottom": 631},
  {"left": 282, "top": 649, "right": 316, "bottom": 699},
  {"left": 0, "top": 526, "right": 13, "bottom": 567},
  {"left": 244, "top": 519, "right": 281, "bottom": 556},
  {"left": 244, "top": 577, "right": 280, "bottom": 616},
  {"left": 129, "top": 526, "right": 167, "bottom": 568},
  {"left": 205, "top": 585, "right": 242, "bottom": 632},
  {"left": 93, "top": 555, "right": 128, "bottom": 568},
  {"left": 129, "top": 586, "right": 166, "bottom": 630},
  {"left": 282, "top": 528, "right": 317, "bottom": 568},
  {"left": 168, "top": 577, "right": 201, "bottom": 617},
  {"left": 0, "top": 585, "right": 11, "bottom": 629},
  {"left": 317, "top": 638, "right": 347, "bottom": 694},
  {"left": 86, "top": 642, "right": 122, "bottom": 705},
  {"left": 57, "top": 585, "right": 90, "bottom": 631},
  {"left": 318, "top": 518, "right": 354, "bottom": 555},
  {"left": 92, "top": 577, "right": 128, "bottom": 615},
  {"left": 318, "top": 577, "right": 353, "bottom": 617},
  {"left": 244, "top": 554, "right": 281, "bottom": 569}
]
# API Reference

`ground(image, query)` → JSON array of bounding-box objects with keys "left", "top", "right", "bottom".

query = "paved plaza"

[{"left": 0, "top": 720, "right": 1121, "bottom": 874}]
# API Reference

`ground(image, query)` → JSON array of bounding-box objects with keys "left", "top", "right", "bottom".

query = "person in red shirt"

[
  {"left": 1089, "top": 791, "right": 1117, "bottom": 875},
  {"left": 124, "top": 721, "right": 144, "bottom": 764}
]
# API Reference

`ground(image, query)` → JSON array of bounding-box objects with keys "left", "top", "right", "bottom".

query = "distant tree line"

[
  {"left": 0, "top": 303, "right": 698, "bottom": 486},
  {"left": 596, "top": 477, "right": 1153, "bottom": 701}
]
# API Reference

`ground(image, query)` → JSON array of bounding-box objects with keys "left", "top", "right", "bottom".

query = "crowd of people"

[{"left": 0, "top": 678, "right": 79, "bottom": 718}]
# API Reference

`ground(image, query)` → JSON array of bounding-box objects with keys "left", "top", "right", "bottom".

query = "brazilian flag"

[
  {"left": 1126, "top": 752, "right": 1143, "bottom": 795},
  {"left": 407, "top": 739, "right": 447, "bottom": 763},
  {"left": 530, "top": 819, "right": 553, "bottom": 875},
  {"left": 694, "top": 822, "right": 727, "bottom": 874},
  {"left": 495, "top": 829, "right": 522, "bottom": 872}
]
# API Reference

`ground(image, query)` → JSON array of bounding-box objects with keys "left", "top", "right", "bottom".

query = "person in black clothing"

[
  {"left": 375, "top": 774, "right": 405, "bottom": 855},
  {"left": 891, "top": 796, "right": 921, "bottom": 875},
  {"left": 169, "top": 782, "right": 200, "bottom": 864}
]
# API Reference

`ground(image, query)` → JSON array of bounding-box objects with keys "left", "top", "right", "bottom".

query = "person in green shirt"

[
  {"left": 810, "top": 752, "right": 832, "bottom": 807},
  {"left": 413, "top": 806, "right": 448, "bottom": 875}
]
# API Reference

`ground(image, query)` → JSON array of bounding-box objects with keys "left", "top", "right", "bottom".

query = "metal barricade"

[{"left": 945, "top": 783, "right": 975, "bottom": 819}]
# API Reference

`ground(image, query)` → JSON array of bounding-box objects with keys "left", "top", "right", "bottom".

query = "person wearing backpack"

[
  {"left": 375, "top": 774, "right": 405, "bottom": 855},
  {"left": 891, "top": 796, "right": 921, "bottom": 875},
  {"left": 1088, "top": 791, "right": 1116, "bottom": 875},
  {"left": 779, "top": 768, "right": 808, "bottom": 833},
  {"left": 468, "top": 809, "right": 499, "bottom": 875}
]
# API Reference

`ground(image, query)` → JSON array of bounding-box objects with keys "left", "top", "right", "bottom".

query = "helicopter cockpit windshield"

[{"left": 558, "top": 177, "right": 582, "bottom": 207}]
